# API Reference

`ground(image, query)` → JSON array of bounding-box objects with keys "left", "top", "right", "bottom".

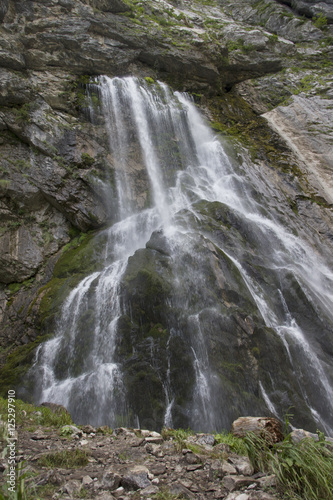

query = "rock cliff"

[{"left": 0, "top": 0, "right": 333, "bottom": 433}]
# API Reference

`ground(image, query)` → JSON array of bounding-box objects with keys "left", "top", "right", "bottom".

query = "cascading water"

[{"left": 29, "top": 76, "right": 333, "bottom": 434}]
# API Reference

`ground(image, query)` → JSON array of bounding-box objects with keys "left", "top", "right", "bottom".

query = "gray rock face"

[
  {"left": 0, "top": 68, "right": 35, "bottom": 105},
  {"left": 101, "top": 468, "right": 121, "bottom": 490},
  {"left": 277, "top": 0, "right": 333, "bottom": 23},
  {"left": 0, "top": 226, "right": 43, "bottom": 283},
  {"left": 0, "top": 0, "right": 9, "bottom": 22},
  {"left": 85, "top": 0, "right": 130, "bottom": 12},
  {"left": 222, "top": 0, "right": 325, "bottom": 41},
  {"left": 263, "top": 95, "right": 333, "bottom": 205}
]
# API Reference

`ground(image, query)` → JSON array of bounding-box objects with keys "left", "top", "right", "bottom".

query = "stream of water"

[{"left": 30, "top": 77, "right": 333, "bottom": 434}]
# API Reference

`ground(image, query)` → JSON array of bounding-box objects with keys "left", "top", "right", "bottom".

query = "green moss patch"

[
  {"left": 207, "top": 91, "right": 297, "bottom": 171},
  {"left": 0, "top": 336, "right": 51, "bottom": 397},
  {"left": 53, "top": 233, "right": 100, "bottom": 278}
]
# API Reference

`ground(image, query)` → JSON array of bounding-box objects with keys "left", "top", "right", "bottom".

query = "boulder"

[
  {"left": 60, "top": 479, "right": 82, "bottom": 497},
  {"left": 223, "top": 475, "right": 258, "bottom": 492},
  {"left": 121, "top": 465, "right": 151, "bottom": 490},
  {"left": 278, "top": 0, "right": 333, "bottom": 23},
  {"left": 41, "top": 402, "right": 71, "bottom": 415},
  {"left": 231, "top": 417, "right": 284, "bottom": 443},
  {"left": 228, "top": 456, "right": 254, "bottom": 476},
  {"left": 290, "top": 428, "right": 333, "bottom": 446},
  {"left": 101, "top": 469, "right": 121, "bottom": 490}
]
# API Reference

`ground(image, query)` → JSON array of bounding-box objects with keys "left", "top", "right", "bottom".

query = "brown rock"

[
  {"left": 149, "top": 463, "right": 167, "bottom": 475},
  {"left": 169, "top": 481, "right": 197, "bottom": 499},
  {"left": 214, "top": 442, "right": 231, "bottom": 455},
  {"left": 101, "top": 468, "right": 121, "bottom": 490},
  {"left": 231, "top": 417, "right": 284, "bottom": 444},
  {"left": 228, "top": 456, "right": 254, "bottom": 476},
  {"left": 223, "top": 475, "right": 258, "bottom": 492},
  {"left": 185, "top": 453, "right": 199, "bottom": 464},
  {"left": 144, "top": 436, "right": 164, "bottom": 445},
  {"left": 186, "top": 464, "right": 203, "bottom": 471}
]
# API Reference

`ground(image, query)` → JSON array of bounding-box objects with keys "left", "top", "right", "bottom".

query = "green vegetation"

[
  {"left": 60, "top": 424, "right": 76, "bottom": 436},
  {"left": 0, "top": 397, "right": 73, "bottom": 427},
  {"left": 244, "top": 431, "right": 333, "bottom": 499},
  {"left": 37, "top": 448, "right": 89, "bottom": 468},
  {"left": 207, "top": 91, "right": 299, "bottom": 174},
  {"left": 313, "top": 13, "right": 327, "bottom": 30},
  {"left": 215, "top": 431, "right": 248, "bottom": 455},
  {"left": 6, "top": 221, "right": 22, "bottom": 231},
  {"left": 0, "top": 230, "right": 104, "bottom": 396},
  {"left": 13, "top": 103, "right": 32, "bottom": 123},
  {"left": 0, "top": 462, "right": 28, "bottom": 500},
  {"left": 1, "top": 395, "right": 332, "bottom": 500},
  {"left": 161, "top": 427, "right": 195, "bottom": 449},
  {"left": 7, "top": 278, "right": 35, "bottom": 296},
  {"left": 0, "top": 179, "right": 10, "bottom": 188},
  {"left": 151, "top": 488, "right": 185, "bottom": 500},
  {"left": 0, "top": 338, "right": 50, "bottom": 397},
  {"left": 35, "top": 231, "right": 100, "bottom": 329},
  {"left": 227, "top": 39, "right": 255, "bottom": 54},
  {"left": 267, "top": 33, "right": 278, "bottom": 44},
  {"left": 161, "top": 427, "right": 247, "bottom": 455},
  {"left": 144, "top": 76, "right": 155, "bottom": 84},
  {"left": 61, "top": 74, "right": 100, "bottom": 112},
  {"left": 52, "top": 232, "right": 95, "bottom": 276},
  {"left": 161, "top": 426, "right": 333, "bottom": 499},
  {"left": 81, "top": 152, "right": 95, "bottom": 167},
  {"left": 15, "top": 160, "right": 31, "bottom": 170}
]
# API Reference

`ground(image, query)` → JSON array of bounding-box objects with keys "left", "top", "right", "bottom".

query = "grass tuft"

[
  {"left": 215, "top": 431, "right": 247, "bottom": 455},
  {"left": 37, "top": 448, "right": 89, "bottom": 469},
  {"left": 161, "top": 427, "right": 195, "bottom": 450},
  {"left": 0, "top": 397, "right": 73, "bottom": 428},
  {"left": 243, "top": 431, "right": 333, "bottom": 499}
]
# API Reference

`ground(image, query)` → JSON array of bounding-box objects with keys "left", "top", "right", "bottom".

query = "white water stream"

[{"left": 31, "top": 77, "right": 333, "bottom": 434}]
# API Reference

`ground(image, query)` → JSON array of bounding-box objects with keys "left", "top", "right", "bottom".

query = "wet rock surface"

[
  {"left": 0, "top": 0, "right": 332, "bottom": 337},
  {"left": 4, "top": 425, "right": 282, "bottom": 500},
  {"left": 0, "top": 0, "right": 333, "bottom": 436}
]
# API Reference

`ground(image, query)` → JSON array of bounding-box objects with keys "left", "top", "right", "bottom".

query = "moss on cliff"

[
  {"left": 0, "top": 230, "right": 106, "bottom": 394},
  {"left": 206, "top": 91, "right": 302, "bottom": 176},
  {"left": 0, "top": 334, "right": 51, "bottom": 397},
  {"left": 35, "top": 232, "right": 104, "bottom": 331}
]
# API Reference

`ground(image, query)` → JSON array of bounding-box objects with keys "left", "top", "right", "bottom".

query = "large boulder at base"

[{"left": 231, "top": 417, "right": 284, "bottom": 443}]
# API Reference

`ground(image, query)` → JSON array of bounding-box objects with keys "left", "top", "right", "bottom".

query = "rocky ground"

[
  {"left": 1, "top": 422, "right": 280, "bottom": 500},
  {"left": 2, "top": 402, "right": 333, "bottom": 500}
]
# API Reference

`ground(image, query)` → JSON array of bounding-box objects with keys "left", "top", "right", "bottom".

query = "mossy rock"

[
  {"left": 37, "top": 231, "right": 107, "bottom": 330},
  {"left": 126, "top": 366, "right": 166, "bottom": 429},
  {"left": 0, "top": 335, "right": 51, "bottom": 398},
  {"left": 53, "top": 232, "right": 104, "bottom": 279},
  {"left": 206, "top": 91, "right": 299, "bottom": 172},
  {"left": 124, "top": 247, "right": 172, "bottom": 319},
  {"left": 1, "top": 230, "right": 108, "bottom": 395}
]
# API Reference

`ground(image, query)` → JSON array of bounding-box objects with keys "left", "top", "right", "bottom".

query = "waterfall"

[{"left": 29, "top": 76, "right": 333, "bottom": 435}]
